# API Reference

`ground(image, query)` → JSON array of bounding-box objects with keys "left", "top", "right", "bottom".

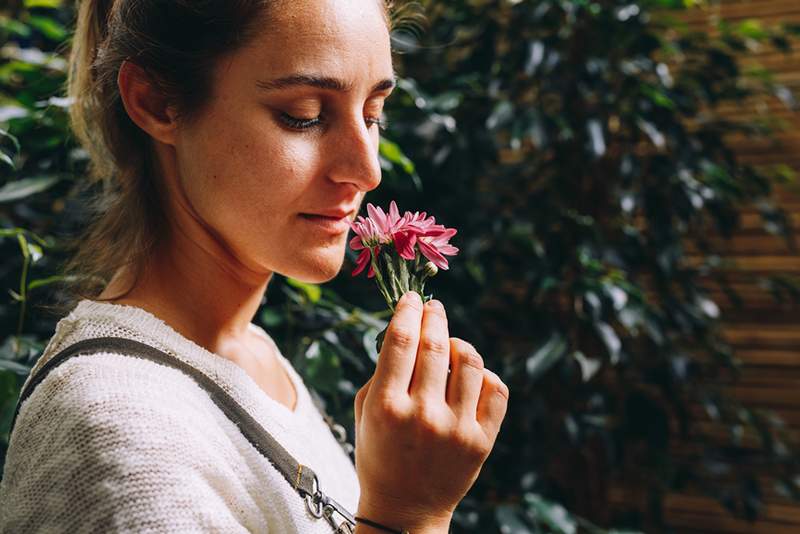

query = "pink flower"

[
  {"left": 391, "top": 210, "right": 438, "bottom": 260},
  {"left": 393, "top": 209, "right": 458, "bottom": 269},
  {"left": 416, "top": 226, "right": 459, "bottom": 270},
  {"left": 348, "top": 200, "right": 458, "bottom": 276}
]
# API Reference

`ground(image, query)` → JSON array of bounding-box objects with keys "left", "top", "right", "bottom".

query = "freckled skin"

[{"left": 99, "top": 0, "right": 393, "bottom": 385}]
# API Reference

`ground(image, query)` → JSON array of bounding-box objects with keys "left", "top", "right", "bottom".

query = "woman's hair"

[{"left": 52, "top": 0, "right": 416, "bottom": 315}]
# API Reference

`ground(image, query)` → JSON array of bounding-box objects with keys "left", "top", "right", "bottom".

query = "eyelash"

[{"left": 279, "top": 112, "right": 388, "bottom": 132}]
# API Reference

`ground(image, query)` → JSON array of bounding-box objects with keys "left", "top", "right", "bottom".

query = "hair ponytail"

[{"left": 67, "top": 0, "right": 115, "bottom": 179}]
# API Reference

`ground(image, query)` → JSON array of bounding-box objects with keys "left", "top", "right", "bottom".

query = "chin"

[
  {"left": 292, "top": 270, "right": 339, "bottom": 284},
  {"left": 280, "top": 252, "right": 344, "bottom": 284}
]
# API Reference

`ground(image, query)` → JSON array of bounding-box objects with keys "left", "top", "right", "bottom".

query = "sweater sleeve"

[{"left": 0, "top": 353, "right": 260, "bottom": 534}]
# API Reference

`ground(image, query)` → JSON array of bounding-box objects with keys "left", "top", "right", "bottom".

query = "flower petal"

[
  {"left": 393, "top": 231, "right": 417, "bottom": 260},
  {"left": 418, "top": 239, "right": 450, "bottom": 270},
  {"left": 351, "top": 248, "right": 371, "bottom": 276}
]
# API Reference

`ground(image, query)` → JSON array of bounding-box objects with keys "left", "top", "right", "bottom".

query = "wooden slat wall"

[{"left": 613, "top": 1, "right": 800, "bottom": 532}]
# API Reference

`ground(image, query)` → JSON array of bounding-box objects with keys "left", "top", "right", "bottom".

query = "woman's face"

[{"left": 170, "top": 0, "right": 394, "bottom": 284}]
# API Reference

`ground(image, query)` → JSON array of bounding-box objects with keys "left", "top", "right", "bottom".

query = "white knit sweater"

[{"left": 0, "top": 299, "right": 360, "bottom": 533}]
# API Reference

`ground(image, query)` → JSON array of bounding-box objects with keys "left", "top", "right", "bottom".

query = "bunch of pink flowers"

[{"left": 349, "top": 201, "right": 458, "bottom": 314}]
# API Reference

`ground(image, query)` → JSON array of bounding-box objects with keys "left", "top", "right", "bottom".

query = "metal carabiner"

[
  {"left": 303, "top": 473, "right": 325, "bottom": 518},
  {"left": 302, "top": 472, "right": 357, "bottom": 533}
]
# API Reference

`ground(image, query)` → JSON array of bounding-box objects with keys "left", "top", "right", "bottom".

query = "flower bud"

[{"left": 422, "top": 261, "right": 438, "bottom": 278}]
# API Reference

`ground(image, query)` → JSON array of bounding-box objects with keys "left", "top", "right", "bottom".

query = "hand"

[{"left": 353, "top": 291, "right": 509, "bottom": 531}]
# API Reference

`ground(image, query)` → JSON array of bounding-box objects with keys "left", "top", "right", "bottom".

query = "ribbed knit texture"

[{"left": 0, "top": 299, "right": 360, "bottom": 533}]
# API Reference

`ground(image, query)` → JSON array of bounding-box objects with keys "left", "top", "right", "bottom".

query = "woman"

[{"left": 0, "top": 0, "right": 509, "bottom": 532}]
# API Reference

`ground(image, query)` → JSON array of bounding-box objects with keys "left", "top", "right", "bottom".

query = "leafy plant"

[{"left": 2, "top": 1, "right": 800, "bottom": 533}]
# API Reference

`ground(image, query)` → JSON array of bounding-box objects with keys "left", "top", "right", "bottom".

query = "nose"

[{"left": 327, "top": 113, "right": 383, "bottom": 192}]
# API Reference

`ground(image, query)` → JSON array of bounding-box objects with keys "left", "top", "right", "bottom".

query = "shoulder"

[
  {"left": 13, "top": 349, "right": 226, "bottom": 451},
  {"left": 1, "top": 350, "right": 252, "bottom": 532}
]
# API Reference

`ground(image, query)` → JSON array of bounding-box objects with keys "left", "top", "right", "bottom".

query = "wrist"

[{"left": 356, "top": 498, "right": 452, "bottom": 534}]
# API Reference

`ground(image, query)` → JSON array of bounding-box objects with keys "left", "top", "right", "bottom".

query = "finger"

[
  {"left": 476, "top": 369, "right": 509, "bottom": 441},
  {"left": 372, "top": 291, "right": 423, "bottom": 395},
  {"left": 446, "top": 338, "right": 484, "bottom": 419},
  {"left": 354, "top": 375, "right": 373, "bottom": 428},
  {"left": 408, "top": 299, "right": 450, "bottom": 401}
]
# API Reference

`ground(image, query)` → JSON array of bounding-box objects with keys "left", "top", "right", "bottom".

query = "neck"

[{"left": 97, "top": 233, "right": 273, "bottom": 356}]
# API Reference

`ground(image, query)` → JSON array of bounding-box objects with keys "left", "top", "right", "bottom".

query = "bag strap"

[{"left": 9, "top": 336, "right": 357, "bottom": 533}]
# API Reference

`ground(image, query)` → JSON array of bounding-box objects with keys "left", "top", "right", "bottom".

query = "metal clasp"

[
  {"left": 302, "top": 473, "right": 356, "bottom": 533},
  {"left": 303, "top": 474, "right": 324, "bottom": 518}
]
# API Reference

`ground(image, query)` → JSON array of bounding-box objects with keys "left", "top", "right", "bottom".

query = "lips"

[
  {"left": 300, "top": 208, "right": 355, "bottom": 219},
  {"left": 299, "top": 212, "right": 352, "bottom": 234},
  {"left": 301, "top": 213, "right": 348, "bottom": 220}
]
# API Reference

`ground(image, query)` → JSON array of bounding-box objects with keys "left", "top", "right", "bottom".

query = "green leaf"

[
  {"left": 259, "top": 308, "right": 283, "bottom": 327},
  {"left": 0, "top": 106, "right": 30, "bottom": 124},
  {"left": 641, "top": 84, "right": 676, "bottom": 109},
  {"left": 573, "top": 350, "right": 602, "bottom": 381},
  {"left": 0, "top": 16, "right": 31, "bottom": 38},
  {"left": 0, "top": 127, "right": 21, "bottom": 153},
  {"left": 286, "top": 277, "right": 321, "bottom": 303},
  {"left": 27, "top": 274, "right": 67, "bottom": 291},
  {"left": 736, "top": 19, "right": 768, "bottom": 40},
  {"left": 596, "top": 322, "right": 622, "bottom": 364},
  {"left": 27, "top": 243, "right": 42, "bottom": 263},
  {"left": 0, "top": 150, "right": 13, "bottom": 170},
  {"left": 0, "top": 360, "right": 31, "bottom": 375},
  {"left": 524, "top": 493, "right": 577, "bottom": 534},
  {"left": 379, "top": 137, "right": 416, "bottom": 175},
  {"left": 362, "top": 328, "right": 380, "bottom": 363},
  {"left": 526, "top": 331, "right": 568, "bottom": 381},
  {"left": 24, "top": 0, "right": 63, "bottom": 7},
  {"left": 0, "top": 175, "right": 62, "bottom": 203},
  {"left": 27, "top": 15, "right": 68, "bottom": 41},
  {"left": 303, "top": 341, "right": 342, "bottom": 394},
  {"left": 494, "top": 504, "right": 533, "bottom": 533}
]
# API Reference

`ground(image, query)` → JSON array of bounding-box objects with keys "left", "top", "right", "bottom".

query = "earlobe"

[{"left": 117, "top": 59, "right": 178, "bottom": 145}]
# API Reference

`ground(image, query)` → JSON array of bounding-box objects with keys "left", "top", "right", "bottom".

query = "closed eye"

[{"left": 278, "top": 112, "right": 388, "bottom": 132}]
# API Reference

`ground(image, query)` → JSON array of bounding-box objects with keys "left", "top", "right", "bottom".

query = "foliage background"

[{"left": 1, "top": 0, "right": 800, "bottom": 532}]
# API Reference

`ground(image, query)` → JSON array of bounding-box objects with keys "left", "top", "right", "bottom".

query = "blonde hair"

[{"left": 53, "top": 0, "right": 413, "bottom": 314}]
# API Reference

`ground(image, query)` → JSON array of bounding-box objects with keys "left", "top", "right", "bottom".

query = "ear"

[{"left": 117, "top": 60, "right": 179, "bottom": 146}]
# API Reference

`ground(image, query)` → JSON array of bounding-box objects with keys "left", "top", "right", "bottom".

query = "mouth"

[{"left": 298, "top": 212, "right": 352, "bottom": 234}]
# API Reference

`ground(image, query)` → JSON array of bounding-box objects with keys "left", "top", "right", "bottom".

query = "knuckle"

[
  {"left": 451, "top": 428, "right": 490, "bottom": 460},
  {"left": 354, "top": 385, "right": 367, "bottom": 403},
  {"left": 417, "top": 415, "right": 440, "bottom": 437},
  {"left": 387, "top": 325, "right": 416, "bottom": 350},
  {"left": 484, "top": 369, "right": 510, "bottom": 399},
  {"left": 374, "top": 394, "right": 410, "bottom": 423},
  {"left": 420, "top": 336, "right": 449, "bottom": 355},
  {"left": 402, "top": 294, "right": 424, "bottom": 312},
  {"left": 456, "top": 344, "right": 484, "bottom": 370},
  {"left": 355, "top": 380, "right": 372, "bottom": 403},
  {"left": 495, "top": 380, "right": 510, "bottom": 400},
  {"left": 415, "top": 405, "right": 449, "bottom": 437}
]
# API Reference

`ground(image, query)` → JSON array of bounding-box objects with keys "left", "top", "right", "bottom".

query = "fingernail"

[
  {"left": 403, "top": 291, "right": 421, "bottom": 305},
  {"left": 427, "top": 299, "right": 443, "bottom": 310}
]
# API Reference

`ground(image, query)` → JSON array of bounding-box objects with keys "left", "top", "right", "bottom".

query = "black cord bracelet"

[{"left": 354, "top": 515, "right": 410, "bottom": 534}]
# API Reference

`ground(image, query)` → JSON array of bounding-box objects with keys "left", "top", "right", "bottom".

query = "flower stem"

[
  {"left": 397, "top": 253, "right": 411, "bottom": 295},
  {"left": 383, "top": 252, "right": 401, "bottom": 303},
  {"left": 370, "top": 250, "right": 395, "bottom": 311}
]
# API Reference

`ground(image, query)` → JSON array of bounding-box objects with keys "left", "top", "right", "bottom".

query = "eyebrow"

[{"left": 255, "top": 72, "right": 397, "bottom": 94}]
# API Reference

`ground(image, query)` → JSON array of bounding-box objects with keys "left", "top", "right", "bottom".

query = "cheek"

[
  {"left": 174, "top": 103, "right": 329, "bottom": 266},
  {"left": 189, "top": 117, "right": 314, "bottom": 213}
]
